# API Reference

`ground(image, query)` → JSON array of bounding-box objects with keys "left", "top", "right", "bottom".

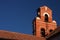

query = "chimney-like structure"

[{"left": 33, "top": 6, "right": 57, "bottom": 37}]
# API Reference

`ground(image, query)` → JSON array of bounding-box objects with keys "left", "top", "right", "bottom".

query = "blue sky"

[{"left": 0, "top": 0, "right": 60, "bottom": 34}]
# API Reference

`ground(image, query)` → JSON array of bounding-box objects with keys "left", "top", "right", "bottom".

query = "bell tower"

[{"left": 33, "top": 6, "right": 57, "bottom": 37}]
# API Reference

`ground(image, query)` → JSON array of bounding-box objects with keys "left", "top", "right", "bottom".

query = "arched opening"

[
  {"left": 41, "top": 28, "right": 45, "bottom": 37},
  {"left": 45, "top": 14, "right": 48, "bottom": 22},
  {"left": 49, "top": 30, "right": 53, "bottom": 32}
]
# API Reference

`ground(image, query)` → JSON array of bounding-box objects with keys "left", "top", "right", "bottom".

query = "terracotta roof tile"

[{"left": 0, "top": 30, "right": 46, "bottom": 40}]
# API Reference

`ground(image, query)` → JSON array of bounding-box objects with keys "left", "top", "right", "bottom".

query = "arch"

[
  {"left": 41, "top": 28, "right": 45, "bottom": 37},
  {"left": 43, "top": 12, "right": 49, "bottom": 17},
  {"left": 45, "top": 14, "right": 48, "bottom": 22}
]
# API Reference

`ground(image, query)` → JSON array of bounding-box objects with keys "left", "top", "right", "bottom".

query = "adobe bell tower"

[{"left": 32, "top": 6, "right": 57, "bottom": 37}]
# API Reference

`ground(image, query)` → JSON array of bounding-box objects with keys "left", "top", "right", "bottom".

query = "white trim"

[
  {"left": 43, "top": 12, "right": 49, "bottom": 17},
  {"left": 36, "top": 17, "right": 40, "bottom": 19},
  {"left": 45, "top": 7, "right": 47, "bottom": 10},
  {"left": 53, "top": 20, "right": 56, "bottom": 23}
]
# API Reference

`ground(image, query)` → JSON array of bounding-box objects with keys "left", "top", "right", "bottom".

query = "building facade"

[{"left": 46, "top": 27, "right": 60, "bottom": 40}]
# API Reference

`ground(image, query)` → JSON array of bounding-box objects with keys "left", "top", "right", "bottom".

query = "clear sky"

[{"left": 0, "top": 0, "right": 60, "bottom": 35}]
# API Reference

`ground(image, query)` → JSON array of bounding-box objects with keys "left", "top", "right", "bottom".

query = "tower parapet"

[{"left": 33, "top": 6, "right": 57, "bottom": 37}]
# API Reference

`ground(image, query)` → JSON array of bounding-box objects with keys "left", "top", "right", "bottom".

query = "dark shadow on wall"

[
  {"left": 47, "top": 32, "right": 60, "bottom": 40},
  {"left": 0, "top": 38, "right": 16, "bottom": 40}
]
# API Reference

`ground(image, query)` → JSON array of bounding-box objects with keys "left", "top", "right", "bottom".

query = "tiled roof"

[{"left": 0, "top": 30, "right": 46, "bottom": 40}]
